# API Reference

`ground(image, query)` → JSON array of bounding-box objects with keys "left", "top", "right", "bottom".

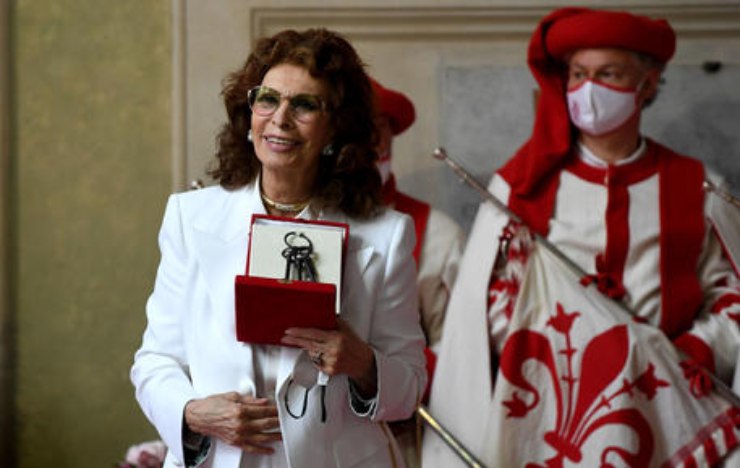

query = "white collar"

[{"left": 578, "top": 138, "right": 647, "bottom": 168}]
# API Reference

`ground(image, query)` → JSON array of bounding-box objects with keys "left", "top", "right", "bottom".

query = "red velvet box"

[
  {"left": 234, "top": 214, "right": 348, "bottom": 346},
  {"left": 234, "top": 276, "right": 337, "bottom": 346}
]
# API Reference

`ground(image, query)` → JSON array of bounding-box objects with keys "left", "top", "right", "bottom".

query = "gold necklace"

[{"left": 260, "top": 192, "right": 310, "bottom": 213}]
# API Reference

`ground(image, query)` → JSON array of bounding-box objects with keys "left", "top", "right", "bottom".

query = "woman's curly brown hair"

[{"left": 209, "top": 28, "right": 382, "bottom": 219}]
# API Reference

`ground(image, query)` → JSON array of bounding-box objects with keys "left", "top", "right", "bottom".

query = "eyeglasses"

[{"left": 247, "top": 86, "right": 329, "bottom": 123}]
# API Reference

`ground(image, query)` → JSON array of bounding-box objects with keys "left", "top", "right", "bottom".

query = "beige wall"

[{"left": 10, "top": 1, "right": 172, "bottom": 466}]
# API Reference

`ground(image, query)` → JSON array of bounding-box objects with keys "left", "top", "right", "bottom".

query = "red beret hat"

[
  {"left": 499, "top": 8, "right": 675, "bottom": 196},
  {"left": 370, "top": 78, "right": 416, "bottom": 136},
  {"left": 546, "top": 9, "right": 676, "bottom": 63}
]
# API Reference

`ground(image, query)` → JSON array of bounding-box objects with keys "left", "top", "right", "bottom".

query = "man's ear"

[{"left": 640, "top": 68, "right": 662, "bottom": 104}]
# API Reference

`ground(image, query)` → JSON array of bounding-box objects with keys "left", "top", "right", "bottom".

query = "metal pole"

[
  {"left": 704, "top": 179, "right": 740, "bottom": 210},
  {"left": 416, "top": 406, "right": 487, "bottom": 468},
  {"left": 433, "top": 147, "right": 740, "bottom": 409}
]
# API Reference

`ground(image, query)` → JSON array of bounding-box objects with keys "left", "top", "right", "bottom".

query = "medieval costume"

[{"left": 424, "top": 7, "right": 740, "bottom": 467}]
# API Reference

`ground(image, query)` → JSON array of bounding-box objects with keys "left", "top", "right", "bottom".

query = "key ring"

[{"left": 281, "top": 231, "right": 317, "bottom": 281}]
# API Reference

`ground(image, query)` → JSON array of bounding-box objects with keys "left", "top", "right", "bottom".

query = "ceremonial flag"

[{"left": 423, "top": 234, "right": 740, "bottom": 467}]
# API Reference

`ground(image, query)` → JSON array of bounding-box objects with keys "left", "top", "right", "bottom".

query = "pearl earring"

[
  {"left": 247, "top": 129, "right": 253, "bottom": 142},
  {"left": 321, "top": 143, "right": 334, "bottom": 156}
]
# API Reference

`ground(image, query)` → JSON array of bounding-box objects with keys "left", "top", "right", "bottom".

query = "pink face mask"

[
  {"left": 567, "top": 80, "right": 641, "bottom": 136},
  {"left": 376, "top": 151, "right": 392, "bottom": 185}
]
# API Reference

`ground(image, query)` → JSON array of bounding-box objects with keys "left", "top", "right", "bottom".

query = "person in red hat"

[
  {"left": 371, "top": 77, "right": 466, "bottom": 468},
  {"left": 424, "top": 7, "right": 740, "bottom": 467}
]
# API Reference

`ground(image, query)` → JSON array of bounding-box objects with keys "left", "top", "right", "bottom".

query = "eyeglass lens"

[{"left": 248, "top": 86, "right": 324, "bottom": 122}]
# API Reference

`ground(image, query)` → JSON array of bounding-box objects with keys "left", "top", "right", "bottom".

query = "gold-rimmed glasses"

[{"left": 247, "top": 86, "right": 329, "bottom": 124}]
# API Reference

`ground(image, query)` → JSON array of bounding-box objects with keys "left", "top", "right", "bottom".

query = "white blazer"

[{"left": 131, "top": 183, "right": 427, "bottom": 468}]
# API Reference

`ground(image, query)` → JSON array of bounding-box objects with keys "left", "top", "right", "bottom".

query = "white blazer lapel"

[
  {"left": 190, "top": 185, "right": 265, "bottom": 331},
  {"left": 340, "top": 236, "right": 374, "bottom": 317}
]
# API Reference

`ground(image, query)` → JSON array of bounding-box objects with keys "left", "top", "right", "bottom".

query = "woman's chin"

[
  {"left": 259, "top": 151, "right": 319, "bottom": 173},
  {"left": 261, "top": 158, "right": 317, "bottom": 178}
]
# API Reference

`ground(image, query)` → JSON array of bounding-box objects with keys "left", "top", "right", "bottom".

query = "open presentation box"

[{"left": 235, "top": 214, "right": 348, "bottom": 346}]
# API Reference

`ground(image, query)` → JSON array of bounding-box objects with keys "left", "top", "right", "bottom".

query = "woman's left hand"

[{"left": 281, "top": 318, "right": 377, "bottom": 397}]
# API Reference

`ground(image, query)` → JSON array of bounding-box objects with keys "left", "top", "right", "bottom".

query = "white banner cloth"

[{"left": 425, "top": 242, "right": 740, "bottom": 467}]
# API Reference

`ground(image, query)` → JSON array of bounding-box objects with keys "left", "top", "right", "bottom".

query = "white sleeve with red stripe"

[{"left": 678, "top": 220, "right": 740, "bottom": 383}]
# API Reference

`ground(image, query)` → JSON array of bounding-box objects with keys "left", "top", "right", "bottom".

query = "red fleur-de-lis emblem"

[
  {"left": 499, "top": 302, "right": 670, "bottom": 467},
  {"left": 547, "top": 303, "right": 580, "bottom": 334},
  {"left": 634, "top": 363, "right": 670, "bottom": 400},
  {"left": 503, "top": 392, "right": 530, "bottom": 418}
]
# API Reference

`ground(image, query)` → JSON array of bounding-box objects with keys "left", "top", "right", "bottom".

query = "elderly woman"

[{"left": 131, "top": 29, "right": 426, "bottom": 468}]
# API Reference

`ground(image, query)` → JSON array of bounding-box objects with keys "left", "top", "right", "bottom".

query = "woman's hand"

[
  {"left": 281, "top": 318, "right": 378, "bottom": 398},
  {"left": 184, "top": 392, "right": 281, "bottom": 454}
]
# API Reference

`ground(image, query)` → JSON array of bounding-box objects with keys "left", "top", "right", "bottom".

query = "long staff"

[
  {"left": 704, "top": 179, "right": 740, "bottom": 210},
  {"left": 416, "top": 405, "right": 486, "bottom": 467},
  {"left": 429, "top": 146, "right": 740, "bottom": 412}
]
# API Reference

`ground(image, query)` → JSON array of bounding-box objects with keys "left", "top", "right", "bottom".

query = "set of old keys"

[{"left": 281, "top": 231, "right": 318, "bottom": 282}]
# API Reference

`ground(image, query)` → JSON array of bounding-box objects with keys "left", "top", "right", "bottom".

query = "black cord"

[
  {"left": 284, "top": 378, "right": 310, "bottom": 419},
  {"left": 283, "top": 378, "right": 328, "bottom": 423},
  {"left": 320, "top": 385, "right": 327, "bottom": 423}
]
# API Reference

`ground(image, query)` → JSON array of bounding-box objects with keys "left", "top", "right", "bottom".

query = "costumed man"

[
  {"left": 423, "top": 7, "right": 740, "bottom": 467},
  {"left": 371, "top": 77, "right": 466, "bottom": 468}
]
